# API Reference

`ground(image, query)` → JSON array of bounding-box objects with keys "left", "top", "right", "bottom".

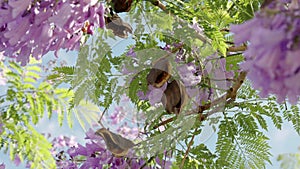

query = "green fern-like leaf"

[
  {"left": 216, "top": 118, "right": 271, "bottom": 169},
  {"left": 0, "top": 61, "right": 74, "bottom": 168},
  {"left": 283, "top": 105, "right": 300, "bottom": 135},
  {"left": 175, "top": 143, "right": 217, "bottom": 169}
]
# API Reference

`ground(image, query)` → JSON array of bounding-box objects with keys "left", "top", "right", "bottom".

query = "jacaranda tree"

[{"left": 0, "top": 0, "right": 300, "bottom": 168}]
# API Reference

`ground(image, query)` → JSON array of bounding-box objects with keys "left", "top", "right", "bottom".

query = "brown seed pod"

[
  {"left": 146, "top": 57, "right": 172, "bottom": 88},
  {"left": 161, "top": 80, "right": 188, "bottom": 114},
  {"left": 105, "top": 14, "right": 133, "bottom": 38},
  {"left": 95, "top": 128, "right": 135, "bottom": 157},
  {"left": 111, "top": 0, "right": 133, "bottom": 13}
]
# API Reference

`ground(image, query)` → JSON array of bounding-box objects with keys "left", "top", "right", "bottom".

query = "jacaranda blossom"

[
  {"left": 230, "top": 0, "right": 300, "bottom": 104},
  {"left": 0, "top": 0, "right": 105, "bottom": 66}
]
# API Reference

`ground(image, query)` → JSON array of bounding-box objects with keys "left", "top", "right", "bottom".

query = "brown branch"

[
  {"left": 152, "top": 71, "right": 248, "bottom": 129},
  {"left": 153, "top": 117, "right": 174, "bottom": 129},
  {"left": 180, "top": 128, "right": 197, "bottom": 169},
  {"left": 227, "top": 45, "right": 247, "bottom": 52},
  {"left": 150, "top": 0, "right": 167, "bottom": 11}
]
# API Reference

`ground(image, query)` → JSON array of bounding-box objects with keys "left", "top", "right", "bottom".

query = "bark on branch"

[{"left": 153, "top": 71, "right": 247, "bottom": 129}]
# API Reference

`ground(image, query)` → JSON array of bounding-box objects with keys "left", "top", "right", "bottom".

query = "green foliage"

[
  {"left": 71, "top": 30, "right": 120, "bottom": 108},
  {"left": 136, "top": 114, "right": 197, "bottom": 157},
  {"left": 283, "top": 105, "right": 300, "bottom": 134},
  {"left": 46, "top": 66, "right": 75, "bottom": 87},
  {"left": 216, "top": 117, "right": 271, "bottom": 169},
  {"left": 175, "top": 144, "right": 217, "bottom": 169},
  {"left": 237, "top": 83, "right": 283, "bottom": 130},
  {"left": 278, "top": 153, "right": 300, "bottom": 169},
  {"left": 73, "top": 100, "right": 101, "bottom": 131},
  {"left": 0, "top": 61, "right": 73, "bottom": 168}
]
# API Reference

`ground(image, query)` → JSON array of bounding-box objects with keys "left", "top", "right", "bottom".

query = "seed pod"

[
  {"left": 105, "top": 14, "right": 132, "bottom": 38},
  {"left": 146, "top": 57, "right": 171, "bottom": 88},
  {"left": 161, "top": 80, "right": 188, "bottom": 114},
  {"left": 111, "top": 0, "right": 133, "bottom": 13},
  {"left": 95, "top": 128, "right": 135, "bottom": 157}
]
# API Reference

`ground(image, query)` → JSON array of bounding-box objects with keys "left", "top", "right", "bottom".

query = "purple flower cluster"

[
  {"left": 177, "top": 53, "right": 234, "bottom": 107},
  {"left": 230, "top": 0, "right": 300, "bottom": 104},
  {"left": 177, "top": 63, "right": 202, "bottom": 86},
  {"left": 128, "top": 43, "right": 234, "bottom": 109},
  {"left": 0, "top": 0, "right": 105, "bottom": 65},
  {"left": 117, "top": 123, "right": 140, "bottom": 139},
  {"left": 52, "top": 129, "right": 172, "bottom": 169},
  {"left": 0, "top": 163, "right": 5, "bottom": 169}
]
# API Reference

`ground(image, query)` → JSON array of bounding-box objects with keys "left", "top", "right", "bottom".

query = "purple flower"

[
  {"left": 117, "top": 123, "right": 139, "bottom": 139},
  {"left": 160, "top": 44, "right": 171, "bottom": 51},
  {"left": 213, "top": 58, "right": 234, "bottom": 90},
  {"left": 0, "top": 163, "right": 5, "bottom": 169},
  {"left": 65, "top": 136, "right": 78, "bottom": 147},
  {"left": 52, "top": 128, "right": 173, "bottom": 169},
  {"left": 231, "top": 2, "right": 300, "bottom": 104},
  {"left": 177, "top": 63, "right": 201, "bottom": 86},
  {"left": 8, "top": 0, "right": 31, "bottom": 18},
  {"left": 110, "top": 158, "right": 127, "bottom": 169},
  {"left": 110, "top": 106, "right": 126, "bottom": 124},
  {"left": 155, "top": 157, "right": 172, "bottom": 169},
  {"left": 14, "top": 155, "right": 21, "bottom": 166},
  {"left": 48, "top": 3, "right": 72, "bottom": 28},
  {"left": 137, "top": 90, "right": 148, "bottom": 100},
  {"left": 0, "top": 0, "right": 106, "bottom": 65},
  {"left": 230, "top": 18, "right": 262, "bottom": 45},
  {"left": 57, "top": 160, "right": 78, "bottom": 169},
  {"left": 120, "top": 94, "right": 130, "bottom": 102},
  {"left": 80, "top": 157, "right": 102, "bottom": 169},
  {"left": 85, "top": 128, "right": 99, "bottom": 140},
  {"left": 126, "top": 46, "right": 137, "bottom": 58},
  {"left": 148, "top": 83, "right": 167, "bottom": 105},
  {"left": 189, "top": 18, "right": 204, "bottom": 34},
  {"left": 98, "top": 3, "right": 105, "bottom": 28}
]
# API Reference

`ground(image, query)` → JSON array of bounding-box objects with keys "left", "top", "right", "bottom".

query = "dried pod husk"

[
  {"left": 105, "top": 14, "right": 132, "bottom": 38},
  {"left": 111, "top": 0, "right": 133, "bottom": 13},
  {"left": 146, "top": 57, "right": 172, "bottom": 88},
  {"left": 95, "top": 128, "right": 135, "bottom": 157},
  {"left": 161, "top": 80, "right": 188, "bottom": 114}
]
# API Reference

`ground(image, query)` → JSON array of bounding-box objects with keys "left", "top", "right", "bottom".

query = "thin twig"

[
  {"left": 98, "top": 107, "right": 108, "bottom": 128},
  {"left": 153, "top": 117, "right": 174, "bottom": 129},
  {"left": 180, "top": 128, "right": 197, "bottom": 168}
]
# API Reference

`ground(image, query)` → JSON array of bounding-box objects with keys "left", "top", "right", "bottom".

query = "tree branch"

[
  {"left": 150, "top": 0, "right": 167, "bottom": 11},
  {"left": 180, "top": 128, "right": 197, "bottom": 168},
  {"left": 153, "top": 71, "right": 248, "bottom": 129},
  {"left": 227, "top": 45, "right": 247, "bottom": 52}
]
